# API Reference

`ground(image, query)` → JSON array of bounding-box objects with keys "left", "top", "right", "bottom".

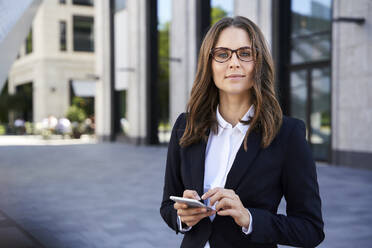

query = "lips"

[{"left": 226, "top": 74, "right": 245, "bottom": 78}]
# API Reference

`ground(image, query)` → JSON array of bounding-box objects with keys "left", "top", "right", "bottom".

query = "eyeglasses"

[{"left": 210, "top": 46, "right": 254, "bottom": 63}]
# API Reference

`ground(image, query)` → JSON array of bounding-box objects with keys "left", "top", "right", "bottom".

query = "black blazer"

[{"left": 160, "top": 113, "right": 324, "bottom": 248}]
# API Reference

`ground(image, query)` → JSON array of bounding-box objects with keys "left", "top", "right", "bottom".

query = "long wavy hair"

[{"left": 180, "top": 16, "right": 282, "bottom": 150}]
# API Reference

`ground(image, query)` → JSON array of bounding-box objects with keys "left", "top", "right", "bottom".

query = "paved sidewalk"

[{"left": 0, "top": 143, "right": 371, "bottom": 248}]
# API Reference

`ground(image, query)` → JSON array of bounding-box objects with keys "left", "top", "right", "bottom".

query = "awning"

[{"left": 71, "top": 80, "right": 96, "bottom": 97}]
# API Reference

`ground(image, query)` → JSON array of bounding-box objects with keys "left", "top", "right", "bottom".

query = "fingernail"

[{"left": 201, "top": 194, "right": 205, "bottom": 200}]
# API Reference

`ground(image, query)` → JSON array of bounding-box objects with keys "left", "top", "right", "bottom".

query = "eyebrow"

[{"left": 214, "top": 46, "right": 252, "bottom": 50}]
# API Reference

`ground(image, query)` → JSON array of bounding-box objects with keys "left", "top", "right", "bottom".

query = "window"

[
  {"left": 291, "top": 0, "right": 332, "bottom": 64},
  {"left": 211, "top": 0, "right": 234, "bottom": 25},
  {"left": 25, "top": 28, "right": 33, "bottom": 54},
  {"left": 115, "top": 0, "right": 126, "bottom": 12},
  {"left": 72, "top": 0, "right": 93, "bottom": 6},
  {"left": 289, "top": 0, "right": 332, "bottom": 161},
  {"left": 73, "top": 16, "right": 94, "bottom": 52},
  {"left": 60, "top": 21, "right": 67, "bottom": 51}
]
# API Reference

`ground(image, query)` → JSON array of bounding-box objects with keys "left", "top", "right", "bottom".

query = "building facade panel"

[
  {"left": 125, "top": 0, "right": 148, "bottom": 142},
  {"left": 170, "top": 0, "right": 197, "bottom": 126},
  {"left": 332, "top": 0, "right": 372, "bottom": 167},
  {"left": 94, "top": 0, "right": 111, "bottom": 140},
  {"left": 234, "top": 0, "right": 272, "bottom": 46}
]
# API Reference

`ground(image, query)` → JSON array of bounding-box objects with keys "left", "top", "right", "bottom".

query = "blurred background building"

[
  {"left": 1, "top": 0, "right": 371, "bottom": 169},
  {"left": 7, "top": 0, "right": 95, "bottom": 123}
]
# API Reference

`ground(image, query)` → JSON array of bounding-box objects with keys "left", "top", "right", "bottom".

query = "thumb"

[{"left": 183, "top": 190, "right": 201, "bottom": 200}]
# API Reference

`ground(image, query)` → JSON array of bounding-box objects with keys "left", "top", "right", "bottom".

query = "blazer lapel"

[
  {"left": 225, "top": 130, "right": 262, "bottom": 190},
  {"left": 188, "top": 139, "right": 207, "bottom": 197}
]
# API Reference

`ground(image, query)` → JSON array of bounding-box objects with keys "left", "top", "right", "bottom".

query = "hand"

[
  {"left": 173, "top": 190, "right": 216, "bottom": 228},
  {"left": 202, "top": 187, "right": 250, "bottom": 228}
]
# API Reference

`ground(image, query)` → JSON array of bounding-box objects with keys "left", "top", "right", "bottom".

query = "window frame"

[{"left": 72, "top": 15, "right": 94, "bottom": 52}]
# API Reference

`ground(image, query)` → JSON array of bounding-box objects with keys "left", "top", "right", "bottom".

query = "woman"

[{"left": 160, "top": 16, "right": 324, "bottom": 248}]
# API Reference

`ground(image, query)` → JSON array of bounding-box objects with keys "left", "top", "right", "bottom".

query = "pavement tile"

[{"left": 0, "top": 143, "right": 371, "bottom": 248}]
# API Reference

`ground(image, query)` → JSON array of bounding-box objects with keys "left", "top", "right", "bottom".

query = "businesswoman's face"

[{"left": 211, "top": 27, "right": 255, "bottom": 98}]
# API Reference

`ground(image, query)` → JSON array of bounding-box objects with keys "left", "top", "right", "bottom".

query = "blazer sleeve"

[
  {"left": 160, "top": 113, "right": 185, "bottom": 233},
  {"left": 247, "top": 120, "right": 325, "bottom": 248}
]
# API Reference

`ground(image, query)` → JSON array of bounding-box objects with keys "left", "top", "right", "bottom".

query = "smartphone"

[{"left": 170, "top": 196, "right": 215, "bottom": 211}]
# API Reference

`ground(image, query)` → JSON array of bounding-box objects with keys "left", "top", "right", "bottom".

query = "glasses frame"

[{"left": 210, "top": 46, "right": 254, "bottom": 63}]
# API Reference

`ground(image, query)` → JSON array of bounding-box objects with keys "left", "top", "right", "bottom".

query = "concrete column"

[
  {"left": 95, "top": 0, "right": 112, "bottom": 140},
  {"left": 125, "top": 0, "right": 147, "bottom": 143},
  {"left": 234, "top": 0, "right": 272, "bottom": 47},
  {"left": 170, "top": 0, "right": 197, "bottom": 126},
  {"left": 332, "top": 0, "right": 372, "bottom": 168}
]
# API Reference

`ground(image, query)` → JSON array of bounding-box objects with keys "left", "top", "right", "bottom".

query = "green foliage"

[
  {"left": 0, "top": 124, "right": 5, "bottom": 135},
  {"left": 321, "top": 111, "right": 330, "bottom": 127},
  {"left": 26, "top": 29, "right": 33, "bottom": 54},
  {"left": 0, "top": 82, "right": 9, "bottom": 123},
  {"left": 66, "top": 105, "right": 86, "bottom": 123},
  {"left": 71, "top": 96, "right": 94, "bottom": 117},
  {"left": 0, "top": 81, "right": 33, "bottom": 123},
  {"left": 158, "top": 21, "right": 170, "bottom": 123},
  {"left": 211, "top": 6, "right": 228, "bottom": 25}
]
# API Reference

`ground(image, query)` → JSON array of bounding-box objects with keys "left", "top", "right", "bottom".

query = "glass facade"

[
  {"left": 157, "top": 0, "right": 171, "bottom": 143},
  {"left": 73, "top": 16, "right": 94, "bottom": 52},
  {"left": 290, "top": 70, "right": 308, "bottom": 124},
  {"left": 290, "top": 0, "right": 332, "bottom": 161},
  {"left": 311, "top": 67, "right": 331, "bottom": 160},
  {"left": 291, "top": 0, "right": 332, "bottom": 63}
]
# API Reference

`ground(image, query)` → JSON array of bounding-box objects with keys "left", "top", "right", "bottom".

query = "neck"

[{"left": 218, "top": 91, "right": 252, "bottom": 127}]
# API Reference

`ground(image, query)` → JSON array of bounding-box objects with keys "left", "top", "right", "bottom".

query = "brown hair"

[{"left": 180, "top": 16, "right": 282, "bottom": 150}]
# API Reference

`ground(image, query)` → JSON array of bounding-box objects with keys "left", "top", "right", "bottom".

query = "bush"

[
  {"left": 0, "top": 124, "right": 6, "bottom": 135},
  {"left": 66, "top": 105, "right": 86, "bottom": 123}
]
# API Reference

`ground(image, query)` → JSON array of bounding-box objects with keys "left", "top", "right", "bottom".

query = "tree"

[
  {"left": 158, "top": 21, "right": 170, "bottom": 124},
  {"left": 211, "top": 6, "right": 228, "bottom": 25}
]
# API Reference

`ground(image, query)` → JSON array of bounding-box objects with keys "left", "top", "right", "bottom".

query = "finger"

[
  {"left": 201, "top": 187, "right": 222, "bottom": 200},
  {"left": 216, "top": 208, "right": 237, "bottom": 217},
  {"left": 174, "top": 202, "right": 188, "bottom": 210},
  {"left": 209, "top": 189, "right": 237, "bottom": 206},
  {"left": 210, "top": 190, "right": 233, "bottom": 206},
  {"left": 215, "top": 198, "right": 236, "bottom": 211},
  {"left": 182, "top": 211, "right": 214, "bottom": 223},
  {"left": 183, "top": 190, "right": 201, "bottom": 200},
  {"left": 178, "top": 207, "right": 207, "bottom": 216},
  {"left": 183, "top": 210, "right": 217, "bottom": 227}
]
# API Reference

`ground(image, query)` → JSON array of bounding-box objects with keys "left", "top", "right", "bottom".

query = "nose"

[{"left": 228, "top": 52, "right": 240, "bottom": 69}]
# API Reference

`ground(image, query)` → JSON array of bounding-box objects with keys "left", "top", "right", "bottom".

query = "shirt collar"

[{"left": 216, "top": 105, "right": 255, "bottom": 136}]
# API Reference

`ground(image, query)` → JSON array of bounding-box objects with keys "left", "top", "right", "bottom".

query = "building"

[
  {"left": 93, "top": 0, "right": 372, "bottom": 169},
  {"left": 3, "top": 0, "right": 371, "bottom": 169},
  {"left": 7, "top": 0, "right": 95, "bottom": 123}
]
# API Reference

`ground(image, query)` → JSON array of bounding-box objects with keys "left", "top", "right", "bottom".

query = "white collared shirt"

[{"left": 178, "top": 105, "right": 254, "bottom": 248}]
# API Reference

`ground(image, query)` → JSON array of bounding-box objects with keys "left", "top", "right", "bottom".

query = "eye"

[
  {"left": 215, "top": 50, "right": 229, "bottom": 59},
  {"left": 238, "top": 49, "right": 251, "bottom": 58}
]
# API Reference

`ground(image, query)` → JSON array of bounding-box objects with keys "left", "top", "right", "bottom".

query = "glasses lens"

[
  {"left": 212, "top": 48, "right": 231, "bottom": 62},
  {"left": 237, "top": 47, "right": 252, "bottom": 62}
]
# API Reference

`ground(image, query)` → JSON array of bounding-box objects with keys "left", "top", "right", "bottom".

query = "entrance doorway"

[
  {"left": 15, "top": 82, "right": 33, "bottom": 122},
  {"left": 290, "top": 65, "right": 331, "bottom": 161}
]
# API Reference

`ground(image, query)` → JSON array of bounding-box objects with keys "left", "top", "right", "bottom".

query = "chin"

[{"left": 224, "top": 88, "right": 251, "bottom": 95}]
